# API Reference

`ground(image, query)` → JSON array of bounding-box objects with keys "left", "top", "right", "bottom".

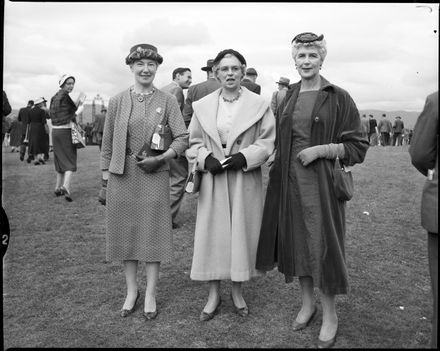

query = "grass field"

[{"left": 1, "top": 144, "right": 433, "bottom": 349}]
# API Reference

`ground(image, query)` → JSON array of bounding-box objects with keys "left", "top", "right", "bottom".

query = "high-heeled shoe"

[
  {"left": 143, "top": 310, "right": 159, "bottom": 320},
  {"left": 200, "top": 297, "right": 222, "bottom": 321},
  {"left": 317, "top": 330, "right": 337, "bottom": 349},
  {"left": 120, "top": 290, "right": 140, "bottom": 317},
  {"left": 60, "top": 186, "right": 72, "bottom": 202},
  {"left": 230, "top": 293, "right": 249, "bottom": 317},
  {"left": 292, "top": 306, "right": 317, "bottom": 331}
]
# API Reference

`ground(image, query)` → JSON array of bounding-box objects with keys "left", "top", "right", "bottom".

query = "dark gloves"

[
  {"left": 136, "top": 155, "right": 166, "bottom": 173},
  {"left": 98, "top": 178, "right": 107, "bottom": 206},
  {"left": 223, "top": 152, "right": 247, "bottom": 171},
  {"left": 205, "top": 154, "right": 224, "bottom": 175}
]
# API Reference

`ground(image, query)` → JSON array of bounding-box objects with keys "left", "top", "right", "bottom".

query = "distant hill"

[
  {"left": 7, "top": 107, "right": 421, "bottom": 129},
  {"left": 359, "top": 110, "right": 421, "bottom": 129}
]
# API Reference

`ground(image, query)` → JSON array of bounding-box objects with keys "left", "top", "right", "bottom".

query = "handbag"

[
  {"left": 150, "top": 112, "right": 172, "bottom": 152},
  {"left": 333, "top": 156, "right": 354, "bottom": 201},
  {"left": 185, "top": 162, "right": 202, "bottom": 193},
  {"left": 71, "top": 122, "right": 86, "bottom": 149}
]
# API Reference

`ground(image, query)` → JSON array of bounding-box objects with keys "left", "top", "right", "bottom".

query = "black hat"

[
  {"left": 292, "top": 32, "right": 324, "bottom": 44},
  {"left": 201, "top": 59, "right": 215, "bottom": 72},
  {"left": 246, "top": 68, "right": 258, "bottom": 76},
  {"left": 125, "top": 44, "right": 163, "bottom": 65},
  {"left": 213, "top": 49, "right": 246, "bottom": 67}
]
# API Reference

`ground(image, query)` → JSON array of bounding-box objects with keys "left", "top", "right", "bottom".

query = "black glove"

[
  {"left": 223, "top": 152, "right": 247, "bottom": 171},
  {"left": 136, "top": 156, "right": 165, "bottom": 173},
  {"left": 98, "top": 178, "right": 107, "bottom": 206},
  {"left": 205, "top": 154, "right": 224, "bottom": 175}
]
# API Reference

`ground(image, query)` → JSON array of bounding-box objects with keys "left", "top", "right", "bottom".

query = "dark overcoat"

[{"left": 255, "top": 76, "right": 369, "bottom": 294}]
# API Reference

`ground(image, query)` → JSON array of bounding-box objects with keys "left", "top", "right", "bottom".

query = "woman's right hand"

[{"left": 205, "top": 154, "right": 224, "bottom": 175}]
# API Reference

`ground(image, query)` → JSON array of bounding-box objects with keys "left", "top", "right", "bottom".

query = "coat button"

[
  {"left": 236, "top": 139, "right": 242, "bottom": 145},
  {"left": 314, "top": 116, "right": 320, "bottom": 122}
]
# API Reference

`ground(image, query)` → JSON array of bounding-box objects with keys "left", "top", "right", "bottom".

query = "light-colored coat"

[{"left": 186, "top": 87, "right": 276, "bottom": 281}]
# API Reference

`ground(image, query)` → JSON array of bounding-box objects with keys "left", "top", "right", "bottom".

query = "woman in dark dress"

[
  {"left": 28, "top": 97, "right": 48, "bottom": 165},
  {"left": 49, "top": 74, "right": 85, "bottom": 201},
  {"left": 255, "top": 32, "right": 369, "bottom": 348}
]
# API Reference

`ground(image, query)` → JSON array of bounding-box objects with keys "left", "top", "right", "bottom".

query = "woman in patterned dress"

[
  {"left": 255, "top": 33, "right": 369, "bottom": 348},
  {"left": 100, "top": 44, "right": 188, "bottom": 320}
]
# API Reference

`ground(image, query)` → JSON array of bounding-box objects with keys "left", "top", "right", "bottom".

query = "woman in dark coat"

[
  {"left": 255, "top": 32, "right": 369, "bottom": 348},
  {"left": 28, "top": 97, "right": 48, "bottom": 165}
]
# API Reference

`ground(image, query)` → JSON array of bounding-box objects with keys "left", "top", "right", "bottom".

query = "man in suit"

[
  {"left": 392, "top": 116, "right": 404, "bottom": 146},
  {"left": 161, "top": 67, "right": 192, "bottom": 111},
  {"left": 270, "top": 77, "right": 290, "bottom": 115},
  {"left": 161, "top": 67, "right": 193, "bottom": 229},
  {"left": 377, "top": 113, "right": 393, "bottom": 146},
  {"left": 409, "top": 91, "right": 438, "bottom": 349},
  {"left": 241, "top": 67, "right": 261, "bottom": 94},
  {"left": 17, "top": 99, "right": 33, "bottom": 162},
  {"left": 171, "top": 59, "right": 220, "bottom": 228}
]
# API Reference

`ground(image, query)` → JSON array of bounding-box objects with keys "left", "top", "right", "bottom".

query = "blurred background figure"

[
  {"left": 409, "top": 91, "right": 438, "bottom": 349},
  {"left": 6, "top": 114, "right": 22, "bottom": 152},
  {"left": 28, "top": 97, "right": 49, "bottom": 165},
  {"left": 2, "top": 90, "right": 12, "bottom": 144},
  {"left": 241, "top": 67, "right": 261, "bottom": 94},
  {"left": 18, "top": 100, "right": 34, "bottom": 162},
  {"left": 93, "top": 107, "right": 106, "bottom": 151},
  {"left": 392, "top": 116, "right": 404, "bottom": 146},
  {"left": 271, "top": 76, "right": 290, "bottom": 115},
  {"left": 360, "top": 114, "right": 370, "bottom": 139},
  {"left": 368, "top": 114, "right": 378, "bottom": 146},
  {"left": 378, "top": 113, "right": 393, "bottom": 146}
]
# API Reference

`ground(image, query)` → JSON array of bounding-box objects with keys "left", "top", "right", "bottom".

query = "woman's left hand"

[
  {"left": 297, "top": 145, "right": 326, "bottom": 166},
  {"left": 136, "top": 156, "right": 165, "bottom": 173}
]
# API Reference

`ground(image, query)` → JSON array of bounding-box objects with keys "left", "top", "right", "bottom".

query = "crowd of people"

[{"left": 2, "top": 31, "right": 437, "bottom": 349}]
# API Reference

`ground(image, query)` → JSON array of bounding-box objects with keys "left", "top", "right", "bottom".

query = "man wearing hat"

[
  {"left": 241, "top": 67, "right": 261, "bottom": 95},
  {"left": 170, "top": 58, "right": 220, "bottom": 228},
  {"left": 270, "top": 77, "right": 290, "bottom": 115},
  {"left": 377, "top": 113, "right": 393, "bottom": 146},
  {"left": 392, "top": 116, "right": 405, "bottom": 146}
]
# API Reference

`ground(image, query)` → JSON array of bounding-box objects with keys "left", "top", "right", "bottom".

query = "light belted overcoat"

[{"left": 186, "top": 87, "right": 276, "bottom": 281}]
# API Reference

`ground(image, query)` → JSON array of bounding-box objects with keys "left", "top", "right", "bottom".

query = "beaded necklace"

[
  {"left": 221, "top": 88, "right": 242, "bottom": 103},
  {"left": 131, "top": 86, "right": 155, "bottom": 102}
]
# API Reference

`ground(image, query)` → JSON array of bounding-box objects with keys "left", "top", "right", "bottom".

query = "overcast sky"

[{"left": 3, "top": 2, "right": 439, "bottom": 112}]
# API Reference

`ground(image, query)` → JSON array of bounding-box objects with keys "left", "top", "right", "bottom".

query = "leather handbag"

[
  {"left": 71, "top": 122, "right": 86, "bottom": 149},
  {"left": 333, "top": 156, "right": 354, "bottom": 201},
  {"left": 150, "top": 111, "right": 172, "bottom": 152},
  {"left": 185, "top": 162, "right": 202, "bottom": 193}
]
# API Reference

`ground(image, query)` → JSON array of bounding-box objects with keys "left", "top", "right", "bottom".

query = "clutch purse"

[
  {"left": 185, "top": 162, "right": 202, "bottom": 193},
  {"left": 150, "top": 112, "right": 172, "bottom": 152},
  {"left": 333, "top": 156, "right": 354, "bottom": 201}
]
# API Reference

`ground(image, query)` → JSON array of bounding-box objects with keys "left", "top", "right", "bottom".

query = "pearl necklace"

[
  {"left": 131, "top": 87, "right": 155, "bottom": 102},
  {"left": 222, "top": 88, "right": 242, "bottom": 103}
]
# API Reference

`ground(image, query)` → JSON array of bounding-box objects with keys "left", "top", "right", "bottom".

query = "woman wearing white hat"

[{"left": 49, "top": 74, "right": 85, "bottom": 201}]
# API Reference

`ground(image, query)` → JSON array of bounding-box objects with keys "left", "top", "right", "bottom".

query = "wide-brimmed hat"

[
  {"left": 276, "top": 77, "right": 290, "bottom": 86},
  {"left": 246, "top": 67, "right": 258, "bottom": 76},
  {"left": 201, "top": 59, "right": 215, "bottom": 72},
  {"left": 34, "top": 97, "right": 47, "bottom": 105},
  {"left": 59, "top": 74, "right": 75, "bottom": 87}
]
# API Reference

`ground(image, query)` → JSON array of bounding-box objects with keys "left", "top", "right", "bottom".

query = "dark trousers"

[
  {"left": 392, "top": 133, "right": 402, "bottom": 146},
  {"left": 169, "top": 155, "right": 189, "bottom": 224},
  {"left": 428, "top": 232, "right": 438, "bottom": 348},
  {"left": 380, "top": 132, "right": 390, "bottom": 146}
]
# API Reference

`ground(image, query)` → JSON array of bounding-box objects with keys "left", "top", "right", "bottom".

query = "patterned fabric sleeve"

[{"left": 100, "top": 96, "right": 117, "bottom": 171}]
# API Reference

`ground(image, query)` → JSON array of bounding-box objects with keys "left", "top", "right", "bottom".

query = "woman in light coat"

[{"left": 186, "top": 49, "right": 276, "bottom": 321}]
